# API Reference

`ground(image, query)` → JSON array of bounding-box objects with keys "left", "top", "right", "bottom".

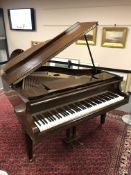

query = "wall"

[{"left": 1, "top": 0, "right": 131, "bottom": 71}]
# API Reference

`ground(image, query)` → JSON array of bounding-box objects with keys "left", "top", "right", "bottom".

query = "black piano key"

[
  {"left": 94, "top": 97, "right": 103, "bottom": 103},
  {"left": 51, "top": 116, "right": 56, "bottom": 121},
  {"left": 48, "top": 117, "right": 54, "bottom": 122},
  {"left": 61, "top": 112, "right": 66, "bottom": 117},
  {"left": 57, "top": 109, "right": 66, "bottom": 117},
  {"left": 97, "top": 96, "right": 106, "bottom": 102},
  {"left": 45, "top": 113, "right": 53, "bottom": 122},
  {"left": 50, "top": 116, "right": 55, "bottom": 121},
  {"left": 33, "top": 116, "right": 41, "bottom": 126},
  {"left": 51, "top": 110, "right": 60, "bottom": 120},
  {"left": 47, "top": 112, "right": 56, "bottom": 121},
  {"left": 51, "top": 110, "right": 60, "bottom": 119},
  {"left": 67, "top": 105, "right": 76, "bottom": 113},
  {"left": 95, "top": 98, "right": 103, "bottom": 103},
  {"left": 91, "top": 98, "right": 101, "bottom": 104},
  {"left": 74, "top": 103, "right": 82, "bottom": 110},
  {"left": 57, "top": 113, "right": 62, "bottom": 119},
  {"left": 107, "top": 94, "right": 115, "bottom": 99},
  {"left": 103, "top": 93, "right": 113, "bottom": 100},
  {"left": 103, "top": 95, "right": 112, "bottom": 100},
  {"left": 49, "top": 112, "right": 57, "bottom": 120},
  {"left": 37, "top": 114, "right": 46, "bottom": 125},
  {"left": 38, "top": 114, "right": 46, "bottom": 123},
  {"left": 106, "top": 92, "right": 116, "bottom": 99},
  {"left": 109, "top": 92, "right": 119, "bottom": 97},
  {"left": 99, "top": 95, "right": 110, "bottom": 101},
  {"left": 56, "top": 110, "right": 63, "bottom": 118},
  {"left": 43, "top": 118, "right": 48, "bottom": 124},
  {"left": 62, "top": 109, "right": 69, "bottom": 116},
  {"left": 59, "top": 110, "right": 67, "bottom": 117},
  {"left": 43, "top": 113, "right": 51, "bottom": 122},
  {"left": 74, "top": 106, "right": 81, "bottom": 112},
  {"left": 88, "top": 99, "right": 97, "bottom": 105},
  {"left": 68, "top": 104, "right": 78, "bottom": 112},
  {"left": 81, "top": 101, "right": 89, "bottom": 108},
  {"left": 73, "top": 104, "right": 82, "bottom": 112},
  {"left": 32, "top": 115, "right": 37, "bottom": 122},
  {"left": 82, "top": 101, "right": 92, "bottom": 107},
  {"left": 77, "top": 102, "right": 86, "bottom": 110},
  {"left": 80, "top": 102, "right": 88, "bottom": 108},
  {"left": 39, "top": 113, "right": 49, "bottom": 124},
  {"left": 64, "top": 106, "right": 74, "bottom": 114}
]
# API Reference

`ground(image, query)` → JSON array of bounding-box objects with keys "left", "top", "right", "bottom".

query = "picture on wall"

[
  {"left": 101, "top": 27, "right": 128, "bottom": 48},
  {"left": 8, "top": 8, "right": 35, "bottom": 31},
  {"left": 76, "top": 27, "right": 97, "bottom": 45}
]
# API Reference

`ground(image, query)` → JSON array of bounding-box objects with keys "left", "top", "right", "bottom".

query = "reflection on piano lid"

[{"left": 1, "top": 21, "right": 129, "bottom": 161}]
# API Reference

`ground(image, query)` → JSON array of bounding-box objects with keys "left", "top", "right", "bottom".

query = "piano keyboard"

[{"left": 32, "top": 92, "right": 124, "bottom": 132}]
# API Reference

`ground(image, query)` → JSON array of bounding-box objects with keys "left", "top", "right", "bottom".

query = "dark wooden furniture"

[{"left": 1, "top": 22, "right": 129, "bottom": 161}]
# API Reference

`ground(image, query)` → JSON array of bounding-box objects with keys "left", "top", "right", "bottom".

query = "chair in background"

[{"left": 9, "top": 49, "right": 24, "bottom": 60}]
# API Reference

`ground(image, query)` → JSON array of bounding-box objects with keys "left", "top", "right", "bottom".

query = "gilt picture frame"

[
  {"left": 76, "top": 27, "right": 97, "bottom": 45},
  {"left": 101, "top": 27, "right": 128, "bottom": 48}
]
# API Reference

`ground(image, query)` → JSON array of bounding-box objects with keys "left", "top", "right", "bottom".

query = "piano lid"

[{"left": 2, "top": 21, "right": 97, "bottom": 85}]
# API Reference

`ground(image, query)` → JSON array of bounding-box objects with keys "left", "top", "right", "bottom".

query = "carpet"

[{"left": 0, "top": 90, "right": 131, "bottom": 175}]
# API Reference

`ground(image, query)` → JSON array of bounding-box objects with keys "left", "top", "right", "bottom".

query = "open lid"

[{"left": 2, "top": 21, "right": 97, "bottom": 85}]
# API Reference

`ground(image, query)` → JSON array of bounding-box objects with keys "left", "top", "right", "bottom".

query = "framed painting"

[
  {"left": 76, "top": 27, "right": 97, "bottom": 45},
  {"left": 101, "top": 27, "right": 128, "bottom": 48}
]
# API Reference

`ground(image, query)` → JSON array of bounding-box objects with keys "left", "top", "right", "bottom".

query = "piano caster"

[{"left": 63, "top": 126, "right": 83, "bottom": 148}]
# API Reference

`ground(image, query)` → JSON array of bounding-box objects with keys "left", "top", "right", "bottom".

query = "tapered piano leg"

[
  {"left": 100, "top": 113, "right": 106, "bottom": 124},
  {"left": 25, "top": 134, "right": 33, "bottom": 161}
]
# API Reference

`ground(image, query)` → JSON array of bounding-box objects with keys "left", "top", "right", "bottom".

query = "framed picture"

[
  {"left": 101, "top": 27, "right": 128, "bottom": 48},
  {"left": 76, "top": 27, "right": 97, "bottom": 45}
]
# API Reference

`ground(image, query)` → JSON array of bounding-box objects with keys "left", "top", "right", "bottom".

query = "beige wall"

[{"left": 1, "top": 0, "right": 131, "bottom": 71}]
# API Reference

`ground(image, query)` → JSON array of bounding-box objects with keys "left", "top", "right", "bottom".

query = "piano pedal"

[
  {"left": 74, "top": 139, "right": 84, "bottom": 146},
  {"left": 63, "top": 136, "right": 83, "bottom": 148},
  {"left": 78, "top": 140, "right": 84, "bottom": 146}
]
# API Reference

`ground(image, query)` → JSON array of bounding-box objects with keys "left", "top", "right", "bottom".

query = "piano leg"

[
  {"left": 25, "top": 134, "right": 33, "bottom": 161},
  {"left": 100, "top": 113, "right": 106, "bottom": 124}
]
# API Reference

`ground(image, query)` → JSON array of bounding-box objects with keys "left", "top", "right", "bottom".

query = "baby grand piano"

[{"left": 1, "top": 22, "right": 129, "bottom": 161}]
